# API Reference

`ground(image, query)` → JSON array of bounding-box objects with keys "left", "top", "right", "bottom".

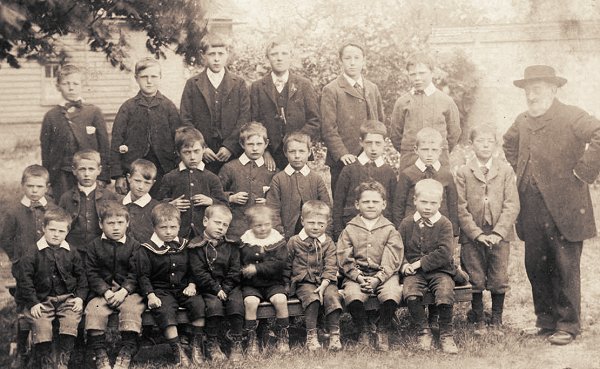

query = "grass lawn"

[{"left": 0, "top": 147, "right": 599, "bottom": 369}]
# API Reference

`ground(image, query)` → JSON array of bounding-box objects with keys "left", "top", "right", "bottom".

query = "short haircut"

[
  {"left": 44, "top": 207, "right": 72, "bottom": 229},
  {"left": 283, "top": 131, "right": 311, "bottom": 152},
  {"left": 338, "top": 41, "right": 365, "bottom": 59},
  {"left": 469, "top": 125, "right": 498, "bottom": 142},
  {"left": 21, "top": 164, "right": 49, "bottom": 185},
  {"left": 130, "top": 159, "right": 157, "bottom": 181},
  {"left": 56, "top": 64, "right": 81, "bottom": 83},
  {"left": 135, "top": 57, "right": 161, "bottom": 76},
  {"left": 301, "top": 200, "right": 331, "bottom": 219},
  {"left": 354, "top": 180, "right": 386, "bottom": 202},
  {"left": 359, "top": 120, "right": 387, "bottom": 140},
  {"left": 205, "top": 204, "right": 233, "bottom": 221},
  {"left": 201, "top": 33, "right": 231, "bottom": 53},
  {"left": 415, "top": 127, "right": 443, "bottom": 148},
  {"left": 406, "top": 52, "right": 435, "bottom": 72},
  {"left": 245, "top": 204, "right": 273, "bottom": 225},
  {"left": 151, "top": 203, "right": 181, "bottom": 227},
  {"left": 414, "top": 178, "right": 444, "bottom": 200},
  {"left": 239, "top": 121, "right": 268, "bottom": 145},
  {"left": 99, "top": 201, "right": 130, "bottom": 222},
  {"left": 265, "top": 37, "right": 293, "bottom": 56},
  {"left": 174, "top": 126, "right": 205, "bottom": 153},
  {"left": 72, "top": 149, "right": 101, "bottom": 168}
]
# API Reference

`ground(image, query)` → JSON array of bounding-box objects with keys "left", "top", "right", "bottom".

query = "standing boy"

[
  {"left": 85, "top": 202, "right": 145, "bottom": 369},
  {"left": 456, "top": 126, "right": 519, "bottom": 335},
  {"left": 266, "top": 132, "right": 331, "bottom": 239},
  {"left": 400, "top": 179, "right": 458, "bottom": 354},
  {"left": 219, "top": 122, "right": 276, "bottom": 240},
  {"left": 337, "top": 181, "right": 403, "bottom": 351},
  {"left": 111, "top": 57, "right": 182, "bottom": 196},
  {"left": 158, "top": 127, "right": 228, "bottom": 239},
  {"left": 18, "top": 208, "right": 88, "bottom": 369},
  {"left": 333, "top": 120, "right": 396, "bottom": 239},
  {"left": 390, "top": 53, "right": 461, "bottom": 171},
  {"left": 180, "top": 34, "right": 250, "bottom": 174},
  {"left": 122, "top": 159, "right": 160, "bottom": 243},
  {"left": 321, "top": 42, "right": 385, "bottom": 190},
  {"left": 250, "top": 38, "right": 321, "bottom": 170},
  {"left": 41, "top": 64, "right": 110, "bottom": 200},
  {"left": 189, "top": 205, "right": 244, "bottom": 362}
]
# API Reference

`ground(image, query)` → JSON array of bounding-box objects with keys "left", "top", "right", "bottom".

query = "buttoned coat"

[
  {"left": 503, "top": 99, "right": 600, "bottom": 242},
  {"left": 455, "top": 158, "right": 520, "bottom": 243},
  {"left": 287, "top": 235, "right": 337, "bottom": 289},
  {"left": 320, "top": 75, "right": 385, "bottom": 163},
  {"left": 250, "top": 73, "right": 321, "bottom": 153},
  {"left": 180, "top": 70, "right": 250, "bottom": 156}
]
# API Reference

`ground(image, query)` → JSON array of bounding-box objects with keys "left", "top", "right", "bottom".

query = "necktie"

[
  {"left": 418, "top": 217, "right": 433, "bottom": 228},
  {"left": 30, "top": 200, "right": 43, "bottom": 209},
  {"left": 65, "top": 100, "right": 82, "bottom": 110},
  {"left": 425, "top": 165, "right": 435, "bottom": 179},
  {"left": 481, "top": 166, "right": 489, "bottom": 177},
  {"left": 354, "top": 82, "right": 364, "bottom": 96}
]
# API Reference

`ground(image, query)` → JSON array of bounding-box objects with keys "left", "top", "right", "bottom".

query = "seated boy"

[
  {"left": 333, "top": 120, "right": 396, "bottom": 239},
  {"left": 219, "top": 122, "right": 276, "bottom": 240},
  {"left": 189, "top": 205, "right": 244, "bottom": 362},
  {"left": 136, "top": 203, "right": 206, "bottom": 366},
  {"left": 456, "top": 126, "right": 519, "bottom": 335},
  {"left": 111, "top": 57, "right": 182, "bottom": 196},
  {"left": 41, "top": 64, "right": 110, "bottom": 201},
  {"left": 336, "top": 181, "right": 403, "bottom": 351},
  {"left": 85, "top": 202, "right": 145, "bottom": 369},
  {"left": 266, "top": 132, "right": 331, "bottom": 239},
  {"left": 59, "top": 149, "right": 120, "bottom": 260},
  {"left": 158, "top": 126, "right": 228, "bottom": 239},
  {"left": 18, "top": 207, "right": 88, "bottom": 369},
  {"left": 288, "top": 200, "right": 342, "bottom": 351},
  {"left": 400, "top": 179, "right": 458, "bottom": 354},
  {"left": 122, "top": 159, "right": 160, "bottom": 243},
  {"left": 239, "top": 205, "right": 290, "bottom": 355}
]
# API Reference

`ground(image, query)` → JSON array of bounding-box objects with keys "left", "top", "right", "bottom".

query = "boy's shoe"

[
  {"left": 206, "top": 336, "right": 226, "bottom": 361},
  {"left": 190, "top": 335, "right": 205, "bottom": 365},
  {"left": 357, "top": 331, "right": 370, "bottom": 348},
  {"left": 306, "top": 329, "right": 321, "bottom": 351},
  {"left": 489, "top": 315, "right": 505, "bottom": 337},
  {"left": 329, "top": 331, "right": 342, "bottom": 351},
  {"left": 440, "top": 334, "right": 459, "bottom": 354},
  {"left": 375, "top": 331, "right": 389, "bottom": 352},
  {"left": 547, "top": 330, "right": 574, "bottom": 346},
  {"left": 228, "top": 333, "right": 244, "bottom": 362},
  {"left": 473, "top": 321, "right": 488, "bottom": 336},
  {"left": 94, "top": 348, "right": 112, "bottom": 369},
  {"left": 172, "top": 342, "right": 192, "bottom": 367},
  {"left": 56, "top": 350, "right": 72, "bottom": 369},
  {"left": 245, "top": 329, "right": 260, "bottom": 356},
  {"left": 520, "top": 327, "right": 554, "bottom": 337},
  {"left": 277, "top": 327, "right": 290, "bottom": 354},
  {"left": 38, "top": 347, "right": 54, "bottom": 369},
  {"left": 417, "top": 328, "right": 433, "bottom": 351},
  {"left": 113, "top": 348, "right": 133, "bottom": 369}
]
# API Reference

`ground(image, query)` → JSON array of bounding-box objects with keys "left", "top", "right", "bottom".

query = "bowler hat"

[{"left": 513, "top": 65, "right": 567, "bottom": 88}]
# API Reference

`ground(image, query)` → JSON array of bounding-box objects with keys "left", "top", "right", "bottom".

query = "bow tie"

[
  {"left": 414, "top": 89, "right": 425, "bottom": 95},
  {"left": 481, "top": 166, "right": 489, "bottom": 176},
  {"left": 202, "top": 238, "right": 220, "bottom": 247},
  {"left": 165, "top": 241, "right": 181, "bottom": 250},
  {"left": 65, "top": 100, "right": 83, "bottom": 110},
  {"left": 418, "top": 217, "right": 433, "bottom": 228},
  {"left": 30, "top": 200, "right": 44, "bottom": 209}
]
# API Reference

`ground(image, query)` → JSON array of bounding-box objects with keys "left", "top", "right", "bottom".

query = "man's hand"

[
  {"left": 217, "top": 290, "right": 228, "bottom": 301},
  {"left": 191, "top": 194, "right": 213, "bottom": 207},
  {"left": 110, "top": 288, "right": 128, "bottom": 307},
  {"left": 170, "top": 194, "right": 191, "bottom": 211},
  {"left": 30, "top": 303, "right": 45, "bottom": 319},
  {"left": 115, "top": 177, "right": 128, "bottom": 195},
  {"left": 71, "top": 297, "right": 84, "bottom": 313},
  {"left": 230, "top": 192, "right": 249, "bottom": 205},
  {"left": 242, "top": 264, "right": 257, "bottom": 278},
  {"left": 340, "top": 154, "right": 357, "bottom": 166},
  {"left": 203, "top": 148, "right": 219, "bottom": 162},
  {"left": 216, "top": 147, "right": 232, "bottom": 162},
  {"left": 147, "top": 293, "right": 161, "bottom": 309},
  {"left": 263, "top": 151, "right": 277, "bottom": 172},
  {"left": 313, "top": 280, "right": 330, "bottom": 302},
  {"left": 183, "top": 283, "right": 197, "bottom": 297}
]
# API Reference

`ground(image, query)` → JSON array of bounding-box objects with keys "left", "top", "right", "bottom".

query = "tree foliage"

[{"left": 0, "top": 0, "right": 216, "bottom": 69}]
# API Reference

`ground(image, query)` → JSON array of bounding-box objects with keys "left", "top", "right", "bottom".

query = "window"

[{"left": 41, "top": 63, "right": 62, "bottom": 105}]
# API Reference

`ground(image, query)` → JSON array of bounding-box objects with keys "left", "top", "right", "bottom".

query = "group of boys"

[{"left": 1, "top": 33, "right": 523, "bottom": 369}]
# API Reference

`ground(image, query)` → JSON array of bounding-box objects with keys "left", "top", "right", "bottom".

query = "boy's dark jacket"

[
  {"left": 18, "top": 241, "right": 88, "bottom": 309},
  {"left": 239, "top": 235, "right": 290, "bottom": 287},
  {"left": 136, "top": 238, "right": 191, "bottom": 295},
  {"left": 86, "top": 236, "right": 140, "bottom": 298},
  {"left": 110, "top": 91, "right": 182, "bottom": 178},
  {"left": 188, "top": 236, "right": 241, "bottom": 295}
]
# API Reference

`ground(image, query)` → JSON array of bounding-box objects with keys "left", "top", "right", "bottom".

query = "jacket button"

[{"left": 190, "top": 183, "right": 194, "bottom": 187}]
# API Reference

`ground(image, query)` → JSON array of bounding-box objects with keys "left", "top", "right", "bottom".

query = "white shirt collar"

[
  {"left": 240, "top": 228, "right": 284, "bottom": 247},
  {"left": 179, "top": 161, "right": 205, "bottom": 171},
  {"left": 284, "top": 164, "right": 310, "bottom": 176},
  {"left": 207, "top": 68, "right": 225, "bottom": 88},
  {"left": 412, "top": 83, "right": 436, "bottom": 96},
  {"left": 150, "top": 233, "right": 181, "bottom": 247},
  {"left": 239, "top": 153, "right": 265, "bottom": 167},
  {"left": 122, "top": 192, "right": 152, "bottom": 207},
  {"left": 413, "top": 211, "right": 442, "bottom": 224},
  {"left": 479, "top": 158, "right": 493, "bottom": 170},
  {"left": 415, "top": 158, "right": 441, "bottom": 172},
  {"left": 298, "top": 228, "right": 327, "bottom": 244},
  {"left": 271, "top": 71, "right": 289, "bottom": 85},
  {"left": 357, "top": 151, "right": 385, "bottom": 167},
  {"left": 59, "top": 98, "right": 84, "bottom": 107},
  {"left": 101, "top": 233, "right": 127, "bottom": 244},
  {"left": 360, "top": 216, "right": 380, "bottom": 231},
  {"left": 78, "top": 182, "right": 97, "bottom": 196},
  {"left": 21, "top": 196, "right": 48, "bottom": 207},
  {"left": 37, "top": 237, "right": 70, "bottom": 251},
  {"left": 343, "top": 73, "right": 363, "bottom": 88}
]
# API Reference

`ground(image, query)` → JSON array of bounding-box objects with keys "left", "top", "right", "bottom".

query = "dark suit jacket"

[
  {"left": 320, "top": 75, "right": 384, "bottom": 163},
  {"left": 503, "top": 98, "right": 600, "bottom": 242},
  {"left": 250, "top": 73, "right": 321, "bottom": 153},
  {"left": 180, "top": 69, "right": 250, "bottom": 156}
]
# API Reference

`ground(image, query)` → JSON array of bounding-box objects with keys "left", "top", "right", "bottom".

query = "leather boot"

[
  {"left": 93, "top": 348, "right": 112, "bottom": 369},
  {"left": 227, "top": 332, "right": 244, "bottom": 362},
  {"left": 306, "top": 328, "right": 320, "bottom": 351},
  {"left": 245, "top": 328, "right": 259, "bottom": 356},
  {"left": 276, "top": 326, "right": 290, "bottom": 353},
  {"left": 170, "top": 341, "right": 191, "bottom": 367},
  {"left": 190, "top": 334, "right": 204, "bottom": 366},
  {"left": 206, "top": 336, "right": 226, "bottom": 361}
]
